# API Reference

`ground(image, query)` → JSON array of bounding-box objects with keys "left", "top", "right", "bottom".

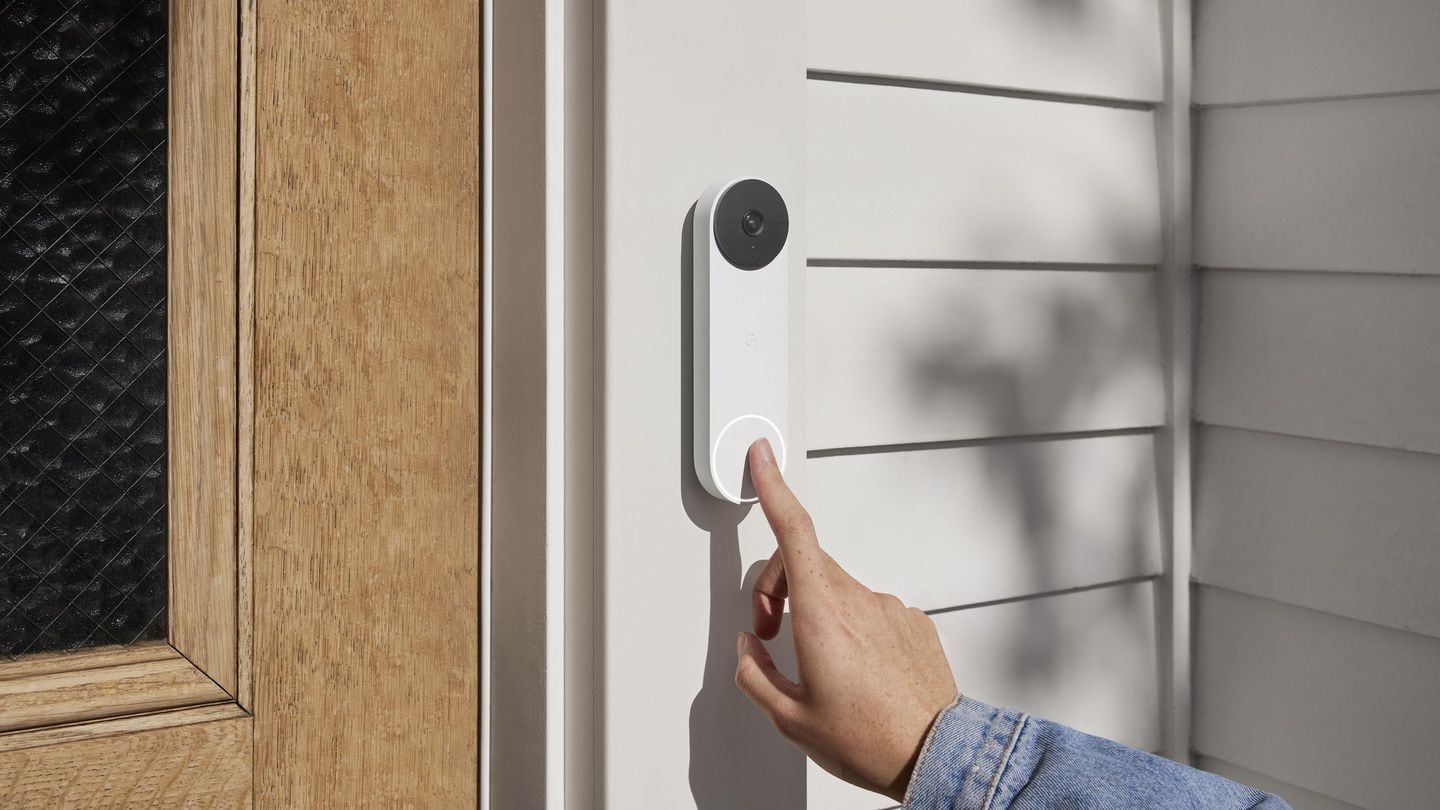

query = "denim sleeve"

[{"left": 903, "top": 697, "right": 1291, "bottom": 810}]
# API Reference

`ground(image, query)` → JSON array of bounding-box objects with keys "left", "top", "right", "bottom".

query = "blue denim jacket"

[{"left": 905, "top": 697, "right": 1291, "bottom": 809}]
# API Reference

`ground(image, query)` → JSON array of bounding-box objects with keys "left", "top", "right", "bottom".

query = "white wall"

[
  {"left": 804, "top": 3, "right": 1172, "bottom": 806},
  {"left": 594, "top": 3, "right": 1173, "bottom": 809},
  {"left": 1193, "top": 1, "right": 1440, "bottom": 806},
  {"left": 597, "top": 3, "right": 808, "bottom": 809}
]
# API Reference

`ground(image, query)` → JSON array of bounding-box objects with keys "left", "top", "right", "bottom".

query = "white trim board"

[{"left": 1156, "top": 0, "right": 1195, "bottom": 765}]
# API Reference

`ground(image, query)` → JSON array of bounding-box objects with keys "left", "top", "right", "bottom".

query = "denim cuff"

[{"left": 903, "top": 696, "right": 1029, "bottom": 810}]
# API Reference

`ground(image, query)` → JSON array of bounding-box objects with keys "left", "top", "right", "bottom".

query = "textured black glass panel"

[{"left": 0, "top": 0, "right": 167, "bottom": 656}]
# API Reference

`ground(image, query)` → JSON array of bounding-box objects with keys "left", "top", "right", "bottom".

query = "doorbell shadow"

[{"left": 682, "top": 202, "right": 806, "bottom": 809}]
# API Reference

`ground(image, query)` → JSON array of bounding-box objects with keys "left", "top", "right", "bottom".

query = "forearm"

[{"left": 904, "top": 697, "right": 1290, "bottom": 810}]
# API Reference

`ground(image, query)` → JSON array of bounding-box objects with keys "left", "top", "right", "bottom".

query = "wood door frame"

[
  {"left": 0, "top": 0, "right": 252, "bottom": 748},
  {"left": 249, "top": 0, "right": 479, "bottom": 802}
]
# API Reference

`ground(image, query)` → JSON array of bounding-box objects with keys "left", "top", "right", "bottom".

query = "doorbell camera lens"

[
  {"left": 741, "top": 210, "right": 765, "bottom": 237},
  {"left": 712, "top": 178, "right": 788, "bottom": 270}
]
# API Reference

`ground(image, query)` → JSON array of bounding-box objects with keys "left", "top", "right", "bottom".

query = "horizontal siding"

[
  {"left": 1194, "top": 587, "right": 1440, "bottom": 808},
  {"left": 1196, "top": 96, "right": 1440, "bottom": 274},
  {"left": 1195, "top": 0, "right": 1440, "bottom": 105},
  {"left": 812, "top": 581, "right": 1161, "bottom": 810},
  {"left": 802, "top": 19, "right": 1167, "bottom": 810},
  {"left": 808, "top": 81, "right": 1161, "bottom": 265},
  {"left": 1197, "top": 756, "right": 1361, "bottom": 810},
  {"left": 1196, "top": 427, "right": 1440, "bottom": 638},
  {"left": 811, "top": 433, "right": 1161, "bottom": 611},
  {"left": 1193, "top": 6, "right": 1440, "bottom": 803},
  {"left": 1197, "top": 270, "right": 1440, "bottom": 454},
  {"left": 808, "top": 267, "right": 1163, "bottom": 449},
  {"left": 808, "top": 0, "right": 1162, "bottom": 103}
]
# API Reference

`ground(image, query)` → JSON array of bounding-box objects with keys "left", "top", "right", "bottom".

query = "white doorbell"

[{"left": 693, "top": 177, "right": 789, "bottom": 504}]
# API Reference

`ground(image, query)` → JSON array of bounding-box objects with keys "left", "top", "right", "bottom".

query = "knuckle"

[
  {"left": 733, "top": 658, "right": 756, "bottom": 691},
  {"left": 782, "top": 510, "right": 816, "bottom": 540},
  {"left": 770, "top": 701, "right": 804, "bottom": 738}
]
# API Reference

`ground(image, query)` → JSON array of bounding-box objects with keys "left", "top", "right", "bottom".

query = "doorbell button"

[
  {"left": 693, "top": 176, "right": 790, "bottom": 504},
  {"left": 711, "top": 415, "right": 786, "bottom": 504}
]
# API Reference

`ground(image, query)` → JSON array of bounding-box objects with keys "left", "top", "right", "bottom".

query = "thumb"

[{"left": 734, "top": 632, "right": 801, "bottom": 731}]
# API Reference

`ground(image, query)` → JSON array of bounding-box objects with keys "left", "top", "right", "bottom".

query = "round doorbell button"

[{"left": 710, "top": 414, "right": 786, "bottom": 504}]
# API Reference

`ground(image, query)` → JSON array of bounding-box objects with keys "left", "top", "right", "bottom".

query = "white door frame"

[{"left": 484, "top": 0, "right": 597, "bottom": 807}]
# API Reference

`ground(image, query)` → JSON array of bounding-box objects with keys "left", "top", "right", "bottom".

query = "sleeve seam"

[
  {"left": 980, "top": 713, "right": 1029, "bottom": 810},
  {"left": 902, "top": 693, "right": 964, "bottom": 808}
]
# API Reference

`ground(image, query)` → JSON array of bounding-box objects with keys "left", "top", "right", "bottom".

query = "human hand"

[{"left": 734, "top": 439, "right": 959, "bottom": 802}]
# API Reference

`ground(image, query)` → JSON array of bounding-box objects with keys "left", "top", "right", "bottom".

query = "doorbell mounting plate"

[{"left": 693, "top": 177, "right": 789, "bottom": 504}]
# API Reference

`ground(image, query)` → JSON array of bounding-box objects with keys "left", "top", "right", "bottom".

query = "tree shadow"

[
  {"left": 897, "top": 276, "right": 1162, "bottom": 709},
  {"left": 805, "top": 162, "right": 1167, "bottom": 732},
  {"left": 680, "top": 203, "right": 806, "bottom": 808},
  {"left": 677, "top": 4, "right": 1173, "bottom": 802}
]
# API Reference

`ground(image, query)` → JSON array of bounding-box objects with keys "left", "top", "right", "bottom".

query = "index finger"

[{"left": 748, "top": 439, "right": 824, "bottom": 591}]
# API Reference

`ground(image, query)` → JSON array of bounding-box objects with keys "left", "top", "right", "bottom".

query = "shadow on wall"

[
  {"left": 907, "top": 74, "right": 1169, "bottom": 704},
  {"left": 804, "top": 51, "right": 1166, "bottom": 747},
  {"left": 897, "top": 282, "right": 1159, "bottom": 697},
  {"left": 681, "top": 0, "right": 1167, "bottom": 800},
  {"left": 681, "top": 203, "right": 806, "bottom": 809}
]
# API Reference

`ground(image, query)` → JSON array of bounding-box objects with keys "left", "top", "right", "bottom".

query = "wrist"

[
  {"left": 905, "top": 696, "right": 1031, "bottom": 810},
  {"left": 887, "top": 693, "right": 962, "bottom": 803}
]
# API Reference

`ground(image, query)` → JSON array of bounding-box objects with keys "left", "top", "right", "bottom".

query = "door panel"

[
  {"left": 2, "top": 0, "right": 481, "bottom": 804},
  {"left": 251, "top": 0, "right": 480, "bottom": 805},
  {"left": 2, "top": 0, "right": 241, "bottom": 790},
  {"left": 0, "top": 713, "right": 252, "bottom": 807},
  {"left": 0, "top": 642, "right": 228, "bottom": 734}
]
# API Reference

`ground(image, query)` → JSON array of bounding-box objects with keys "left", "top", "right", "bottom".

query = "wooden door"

[{"left": 0, "top": 1, "right": 480, "bottom": 806}]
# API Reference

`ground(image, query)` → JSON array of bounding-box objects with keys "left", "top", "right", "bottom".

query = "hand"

[{"left": 734, "top": 439, "right": 959, "bottom": 802}]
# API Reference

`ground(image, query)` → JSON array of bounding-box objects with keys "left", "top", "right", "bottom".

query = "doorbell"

[{"left": 692, "top": 177, "right": 789, "bottom": 504}]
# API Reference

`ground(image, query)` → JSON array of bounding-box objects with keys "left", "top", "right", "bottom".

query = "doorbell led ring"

[
  {"left": 693, "top": 177, "right": 789, "bottom": 504},
  {"left": 710, "top": 414, "right": 787, "bottom": 504}
]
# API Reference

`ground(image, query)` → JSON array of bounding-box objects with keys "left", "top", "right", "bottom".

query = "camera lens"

[
  {"left": 713, "top": 179, "right": 788, "bottom": 270},
  {"left": 740, "top": 209, "right": 765, "bottom": 237}
]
